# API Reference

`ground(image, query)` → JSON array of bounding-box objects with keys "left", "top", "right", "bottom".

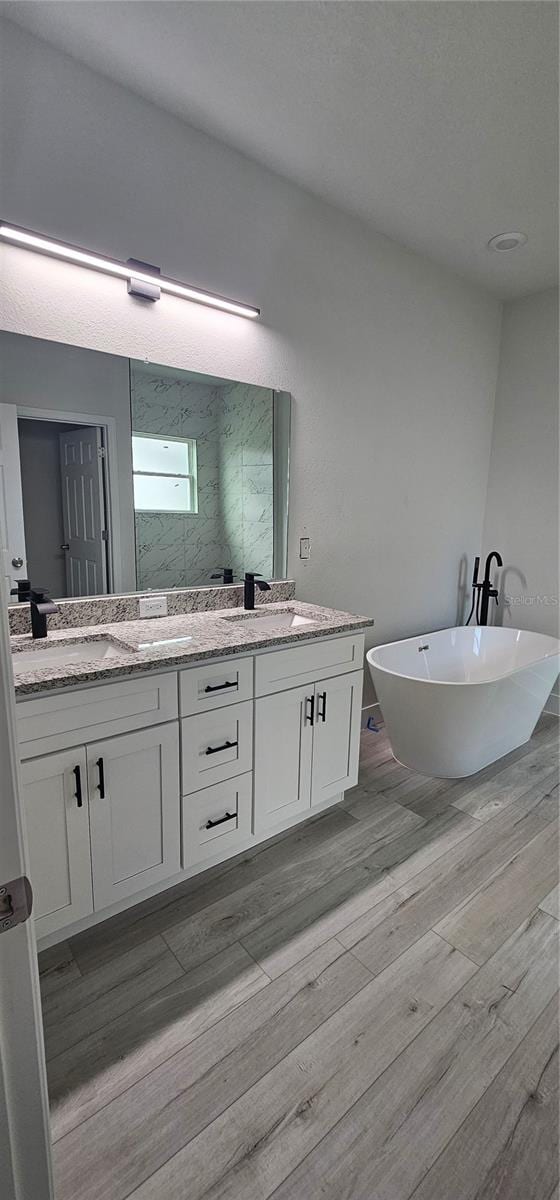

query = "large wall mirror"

[{"left": 0, "top": 331, "right": 290, "bottom": 600}]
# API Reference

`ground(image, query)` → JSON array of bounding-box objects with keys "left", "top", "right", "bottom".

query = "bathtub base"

[{"left": 389, "top": 732, "right": 533, "bottom": 780}]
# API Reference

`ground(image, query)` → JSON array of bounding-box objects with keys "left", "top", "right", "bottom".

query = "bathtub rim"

[{"left": 367, "top": 625, "right": 560, "bottom": 688}]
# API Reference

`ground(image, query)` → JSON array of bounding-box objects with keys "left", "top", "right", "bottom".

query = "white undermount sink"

[
  {"left": 11, "top": 638, "right": 120, "bottom": 673},
  {"left": 224, "top": 609, "right": 316, "bottom": 633}
]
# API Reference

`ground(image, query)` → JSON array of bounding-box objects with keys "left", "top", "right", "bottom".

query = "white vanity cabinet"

[
  {"left": 254, "top": 668, "right": 363, "bottom": 835},
  {"left": 16, "top": 630, "right": 366, "bottom": 943},
  {"left": 20, "top": 724, "right": 180, "bottom": 935},
  {"left": 17, "top": 673, "right": 181, "bottom": 937}
]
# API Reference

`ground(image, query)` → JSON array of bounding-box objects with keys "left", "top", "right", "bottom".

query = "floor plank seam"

[
  {"left": 428, "top": 929, "right": 481, "bottom": 968},
  {"left": 237, "top": 940, "right": 274, "bottom": 981},
  {"left": 159, "top": 937, "right": 189, "bottom": 977},
  {"left": 337, "top": 940, "right": 376, "bottom": 976}
]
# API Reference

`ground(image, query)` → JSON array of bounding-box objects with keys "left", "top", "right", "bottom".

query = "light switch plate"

[
  {"left": 299, "top": 537, "right": 311, "bottom": 560},
  {"left": 139, "top": 595, "right": 168, "bottom": 619}
]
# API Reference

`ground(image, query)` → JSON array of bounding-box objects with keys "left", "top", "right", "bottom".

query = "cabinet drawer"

[
  {"left": 182, "top": 773, "right": 252, "bottom": 869},
  {"left": 181, "top": 700, "right": 253, "bottom": 793},
  {"left": 17, "top": 672, "right": 178, "bottom": 758},
  {"left": 255, "top": 633, "right": 365, "bottom": 697},
  {"left": 180, "top": 656, "right": 253, "bottom": 717}
]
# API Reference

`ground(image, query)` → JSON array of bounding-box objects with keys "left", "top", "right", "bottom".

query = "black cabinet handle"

[
  {"left": 317, "top": 691, "right": 327, "bottom": 723},
  {"left": 205, "top": 811, "right": 236, "bottom": 830},
  {"left": 305, "top": 695, "right": 315, "bottom": 726},
  {"left": 205, "top": 739, "right": 238, "bottom": 756},
  {"left": 72, "top": 765, "right": 83, "bottom": 808},
  {"left": 96, "top": 757, "right": 105, "bottom": 798},
  {"left": 204, "top": 680, "right": 237, "bottom": 693}
]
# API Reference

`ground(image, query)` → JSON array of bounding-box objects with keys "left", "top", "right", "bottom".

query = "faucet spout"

[
  {"left": 243, "top": 572, "right": 271, "bottom": 610},
  {"left": 30, "top": 589, "right": 60, "bottom": 639},
  {"left": 478, "top": 551, "right": 503, "bottom": 626}
]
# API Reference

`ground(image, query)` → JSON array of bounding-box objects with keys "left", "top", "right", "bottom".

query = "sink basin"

[
  {"left": 224, "top": 610, "right": 316, "bottom": 633},
  {"left": 11, "top": 638, "right": 121, "bottom": 673}
]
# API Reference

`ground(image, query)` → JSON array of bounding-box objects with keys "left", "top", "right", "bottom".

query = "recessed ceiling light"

[{"left": 487, "top": 231, "right": 528, "bottom": 253}]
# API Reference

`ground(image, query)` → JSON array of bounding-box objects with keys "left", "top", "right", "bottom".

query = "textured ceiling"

[{"left": 2, "top": 1, "right": 558, "bottom": 298}]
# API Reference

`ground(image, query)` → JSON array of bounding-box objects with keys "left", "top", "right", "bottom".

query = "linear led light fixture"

[{"left": 0, "top": 222, "right": 260, "bottom": 319}]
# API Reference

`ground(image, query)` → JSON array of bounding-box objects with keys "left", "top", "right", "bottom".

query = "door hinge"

[
  {"left": 97, "top": 446, "right": 106, "bottom": 459},
  {"left": 101, "top": 530, "right": 109, "bottom": 542},
  {"left": 0, "top": 876, "right": 33, "bottom": 932}
]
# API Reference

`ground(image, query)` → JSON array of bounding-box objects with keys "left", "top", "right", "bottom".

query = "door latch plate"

[{"left": 0, "top": 876, "right": 33, "bottom": 932}]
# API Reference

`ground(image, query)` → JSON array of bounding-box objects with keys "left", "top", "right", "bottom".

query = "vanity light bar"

[{"left": 0, "top": 222, "right": 260, "bottom": 320}]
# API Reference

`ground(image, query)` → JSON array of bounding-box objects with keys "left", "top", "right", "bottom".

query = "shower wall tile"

[{"left": 130, "top": 363, "right": 276, "bottom": 590}]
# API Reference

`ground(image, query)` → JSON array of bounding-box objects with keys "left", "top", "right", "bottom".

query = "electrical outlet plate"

[{"left": 139, "top": 595, "right": 168, "bottom": 619}]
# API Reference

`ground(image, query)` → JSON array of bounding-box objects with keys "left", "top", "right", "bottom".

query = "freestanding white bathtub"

[{"left": 367, "top": 626, "right": 560, "bottom": 778}]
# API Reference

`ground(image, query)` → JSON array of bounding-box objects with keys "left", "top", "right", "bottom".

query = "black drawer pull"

[
  {"left": 317, "top": 691, "right": 327, "bottom": 723},
  {"left": 204, "top": 680, "right": 237, "bottom": 693},
  {"left": 72, "top": 764, "right": 83, "bottom": 808},
  {"left": 305, "top": 695, "right": 315, "bottom": 726},
  {"left": 96, "top": 757, "right": 105, "bottom": 798},
  {"left": 205, "top": 739, "right": 238, "bottom": 756},
  {"left": 205, "top": 811, "right": 236, "bottom": 830}
]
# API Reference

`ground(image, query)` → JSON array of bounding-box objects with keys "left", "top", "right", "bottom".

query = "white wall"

[
  {"left": 0, "top": 19, "right": 502, "bottom": 656},
  {"left": 483, "top": 287, "right": 559, "bottom": 706}
]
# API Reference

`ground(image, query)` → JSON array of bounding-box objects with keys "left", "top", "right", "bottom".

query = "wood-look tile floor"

[{"left": 39, "top": 713, "right": 560, "bottom": 1200}]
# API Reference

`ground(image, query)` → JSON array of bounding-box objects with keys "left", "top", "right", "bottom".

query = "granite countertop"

[{"left": 11, "top": 601, "right": 373, "bottom": 697}]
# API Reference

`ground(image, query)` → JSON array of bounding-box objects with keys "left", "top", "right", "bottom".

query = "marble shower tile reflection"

[
  {"left": 243, "top": 495, "right": 273, "bottom": 525},
  {"left": 244, "top": 464, "right": 274, "bottom": 495},
  {"left": 130, "top": 362, "right": 276, "bottom": 590}
]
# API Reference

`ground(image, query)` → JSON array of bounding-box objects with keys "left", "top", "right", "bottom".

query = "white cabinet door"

[
  {"left": 20, "top": 748, "right": 93, "bottom": 937},
  {"left": 88, "top": 723, "right": 180, "bottom": 910},
  {"left": 311, "top": 670, "right": 363, "bottom": 807},
  {"left": 254, "top": 683, "right": 313, "bottom": 835}
]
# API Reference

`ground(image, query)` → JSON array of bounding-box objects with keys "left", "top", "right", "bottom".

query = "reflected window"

[{"left": 132, "top": 433, "right": 198, "bottom": 513}]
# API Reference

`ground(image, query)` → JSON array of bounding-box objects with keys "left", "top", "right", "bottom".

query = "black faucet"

[
  {"left": 211, "top": 568, "right": 235, "bottom": 585},
  {"left": 29, "top": 589, "right": 60, "bottom": 639},
  {"left": 478, "top": 551, "right": 503, "bottom": 625},
  {"left": 10, "top": 579, "right": 32, "bottom": 603},
  {"left": 243, "top": 572, "right": 271, "bottom": 610}
]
